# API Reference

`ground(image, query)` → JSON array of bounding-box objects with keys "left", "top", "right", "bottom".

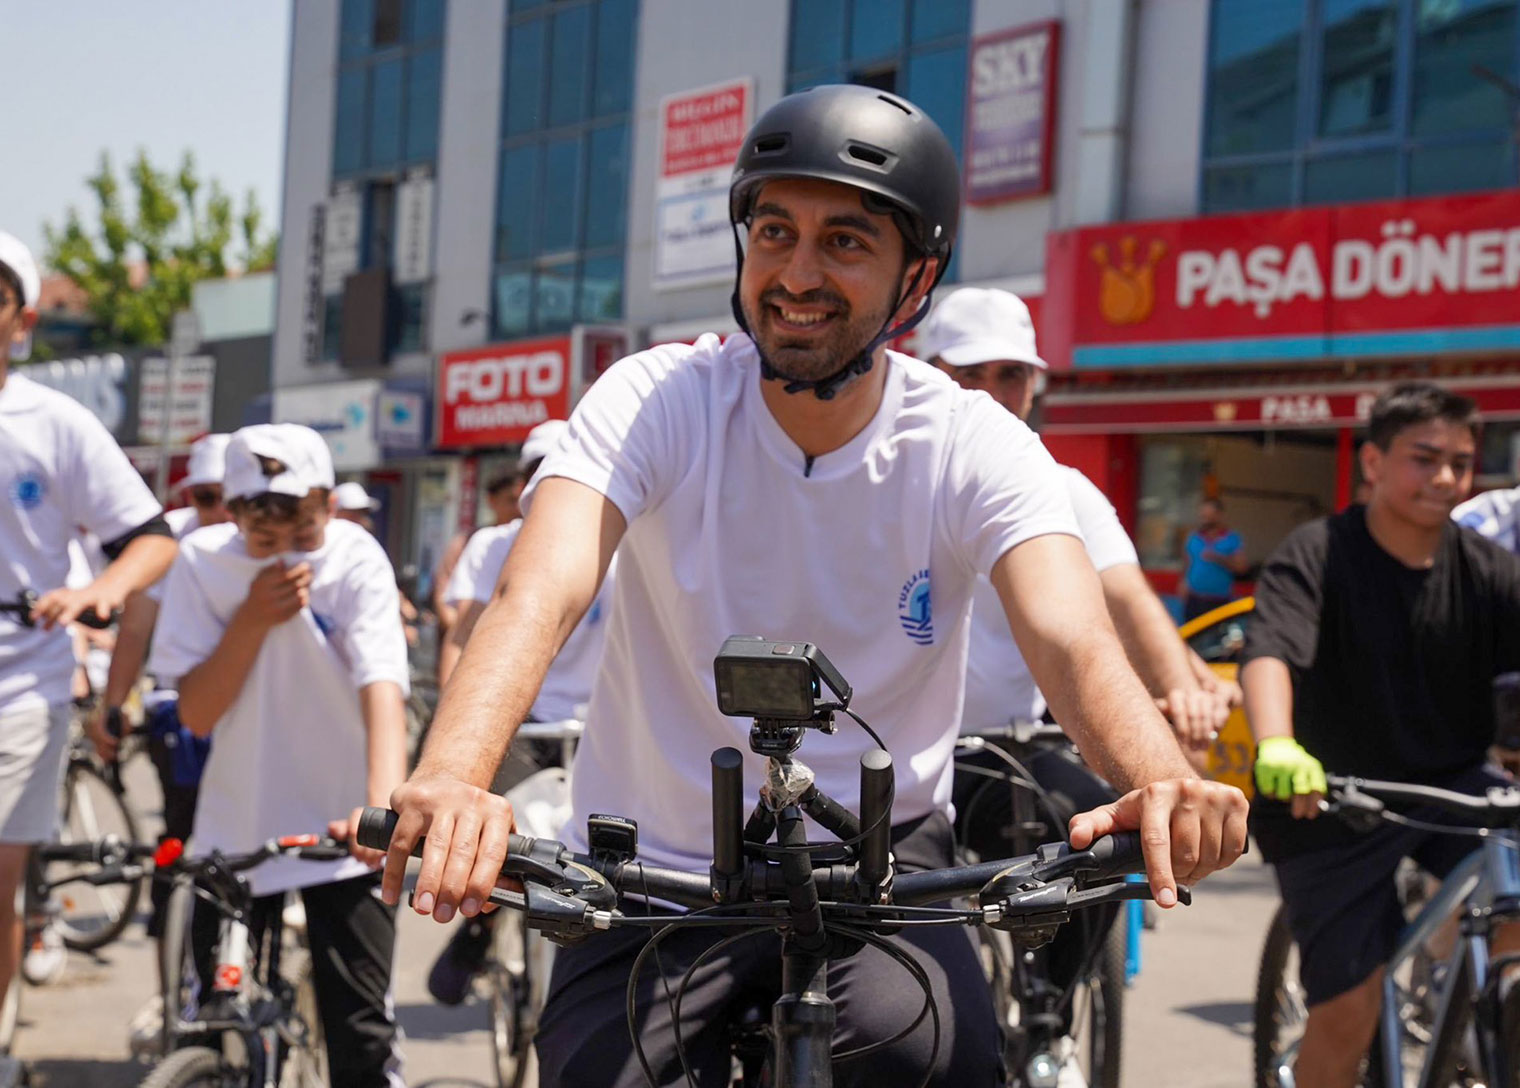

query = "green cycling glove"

[{"left": 1254, "top": 736, "right": 1327, "bottom": 801}]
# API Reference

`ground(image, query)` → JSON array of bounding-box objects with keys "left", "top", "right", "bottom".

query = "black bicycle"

[
  {"left": 956, "top": 721, "right": 1126, "bottom": 1088},
  {"left": 0, "top": 588, "right": 118, "bottom": 631},
  {"left": 363, "top": 637, "right": 1182, "bottom": 1087}
]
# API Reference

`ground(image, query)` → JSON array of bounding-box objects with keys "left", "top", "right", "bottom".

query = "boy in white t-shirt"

[
  {"left": 0, "top": 229, "right": 178, "bottom": 1005},
  {"left": 149, "top": 424, "right": 408, "bottom": 1088}
]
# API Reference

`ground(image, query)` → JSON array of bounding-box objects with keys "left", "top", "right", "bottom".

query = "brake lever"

[{"left": 1065, "top": 881, "right": 1190, "bottom": 910}]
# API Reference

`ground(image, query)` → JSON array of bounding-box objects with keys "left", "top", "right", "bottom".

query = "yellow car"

[{"left": 1179, "top": 597, "right": 1256, "bottom": 798}]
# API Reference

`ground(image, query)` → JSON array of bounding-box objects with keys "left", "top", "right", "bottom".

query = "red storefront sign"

[
  {"left": 661, "top": 81, "right": 750, "bottom": 178},
  {"left": 437, "top": 336, "right": 572, "bottom": 448},
  {"left": 1042, "top": 190, "right": 1520, "bottom": 371},
  {"left": 1043, "top": 380, "right": 1520, "bottom": 434}
]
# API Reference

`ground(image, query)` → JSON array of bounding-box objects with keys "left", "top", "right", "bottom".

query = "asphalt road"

[{"left": 10, "top": 754, "right": 1282, "bottom": 1087}]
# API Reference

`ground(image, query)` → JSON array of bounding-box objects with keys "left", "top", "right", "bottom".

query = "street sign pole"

[{"left": 154, "top": 310, "right": 202, "bottom": 502}]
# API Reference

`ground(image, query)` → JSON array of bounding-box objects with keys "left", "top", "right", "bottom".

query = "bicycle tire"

[
  {"left": 0, "top": 974, "right": 20, "bottom": 1058},
  {"left": 489, "top": 913, "right": 533, "bottom": 1088},
  {"left": 159, "top": 877, "right": 195, "bottom": 1059},
  {"left": 50, "top": 760, "right": 143, "bottom": 951},
  {"left": 281, "top": 949, "right": 329, "bottom": 1088},
  {"left": 1083, "top": 917, "right": 1124, "bottom": 1088},
  {"left": 1253, "top": 903, "right": 1303, "bottom": 1088},
  {"left": 139, "top": 1045, "right": 228, "bottom": 1088}
]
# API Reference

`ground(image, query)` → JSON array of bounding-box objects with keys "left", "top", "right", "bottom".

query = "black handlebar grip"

[
  {"left": 73, "top": 608, "right": 118, "bottom": 631},
  {"left": 711, "top": 748, "right": 744, "bottom": 882},
  {"left": 356, "top": 806, "right": 531, "bottom": 859},
  {"left": 1085, "top": 832, "right": 1144, "bottom": 877},
  {"left": 858, "top": 749, "right": 893, "bottom": 893}
]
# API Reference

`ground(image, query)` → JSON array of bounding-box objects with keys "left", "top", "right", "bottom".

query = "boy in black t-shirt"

[{"left": 1243, "top": 381, "right": 1520, "bottom": 1088}]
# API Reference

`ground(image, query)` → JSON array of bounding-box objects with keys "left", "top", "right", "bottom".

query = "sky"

[{"left": 6, "top": 2, "right": 292, "bottom": 269}]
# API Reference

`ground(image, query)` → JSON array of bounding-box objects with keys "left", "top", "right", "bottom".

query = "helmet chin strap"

[{"left": 729, "top": 226, "right": 934, "bottom": 401}]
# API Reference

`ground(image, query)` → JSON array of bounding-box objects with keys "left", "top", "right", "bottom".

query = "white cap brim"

[{"left": 937, "top": 339, "right": 1048, "bottom": 370}]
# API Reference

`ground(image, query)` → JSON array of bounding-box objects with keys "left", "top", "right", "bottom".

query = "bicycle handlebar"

[
  {"left": 1326, "top": 774, "right": 1520, "bottom": 828},
  {"left": 1, "top": 589, "right": 117, "bottom": 630}
]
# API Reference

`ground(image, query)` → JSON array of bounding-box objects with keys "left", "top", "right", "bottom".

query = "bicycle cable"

[{"left": 826, "top": 922, "right": 940, "bottom": 1085}]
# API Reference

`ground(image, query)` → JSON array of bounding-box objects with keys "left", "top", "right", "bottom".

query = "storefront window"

[
  {"left": 1201, "top": 0, "right": 1520, "bottom": 212},
  {"left": 493, "top": 0, "right": 636, "bottom": 339}
]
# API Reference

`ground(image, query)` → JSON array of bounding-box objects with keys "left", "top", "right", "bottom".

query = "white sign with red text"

[{"left": 655, "top": 78, "right": 752, "bottom": 289}]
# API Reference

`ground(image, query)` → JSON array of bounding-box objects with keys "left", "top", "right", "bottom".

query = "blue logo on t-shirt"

[
  {"left": 311, "top": 612, "right": 336, "bottom": 637},
  {"left": 9, "top": 473, "right": 46, "bottom": 510},
  {"left": 897, "top": 569, "right": 933, "bottom": 646}
]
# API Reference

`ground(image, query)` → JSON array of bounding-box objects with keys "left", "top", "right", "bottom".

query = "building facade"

[{"left": 271, "top": 0, "right": 1520, "bottom": 596}]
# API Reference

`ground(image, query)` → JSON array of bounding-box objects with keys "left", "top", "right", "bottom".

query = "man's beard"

[{"left": 743, "top": 286, "right": 892, "bottom": 383}]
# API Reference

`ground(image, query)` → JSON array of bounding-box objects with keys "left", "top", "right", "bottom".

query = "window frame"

[
  {"left": 490, "top": 0, "right": 637, "bottom": 341},
  {"left": 1199, "top": 0, "right": 1520, "bottom": 213}
]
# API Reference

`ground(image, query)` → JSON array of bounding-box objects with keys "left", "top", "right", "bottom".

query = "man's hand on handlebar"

[
  {"left": 1066, "top": 777, "right": 1248, "bottom": 908},
  {"left": 379, "top": 774, "right": 517, "bottom": 922},
  {"left": 30, "top": 583, "right": 123, "bottom": 631}
]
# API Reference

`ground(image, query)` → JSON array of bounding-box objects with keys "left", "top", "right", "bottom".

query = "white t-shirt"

[
  {"left": 444, "top": 519, "right": 616, "bottom": 722},
  {"left": 148, "top": 518, "right": 409, "bottom": 895},
  {"left": 1454, "top": 488, "right": 1520, "bottom": 555},
  {"left": 961, "top": 467, "right": 1140, "bottom": 734},
  {"left": 0, "top": 374, "right": 161, "bottom": 712},
  {"left": 523, "top": 333, "right": 1080, "bottom": 871},
  {"left": 145, "top": 508, "right": 202, "bottom": 605}
]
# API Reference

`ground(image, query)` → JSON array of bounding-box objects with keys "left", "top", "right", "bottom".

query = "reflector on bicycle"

[
  {"left": 154, "top": 839, "right": 184, "bottom": 868},
  {"left": 277, "top": 834, "right": 321, "bottom": 848}
]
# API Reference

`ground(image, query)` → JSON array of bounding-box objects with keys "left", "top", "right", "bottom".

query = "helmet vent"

[
  {"left": 843, "top": 142, "right": 896, "bottom": 173},
  {"left": 877, "top": 94, "right": 912, "bottom": 116},
  {"left": 753, "top": 135, "right": 789, "bottom": 156}
]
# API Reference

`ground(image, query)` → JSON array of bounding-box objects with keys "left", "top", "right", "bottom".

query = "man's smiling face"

[{"left": 738, "top": 177, "right": 925, "bottom": 384}]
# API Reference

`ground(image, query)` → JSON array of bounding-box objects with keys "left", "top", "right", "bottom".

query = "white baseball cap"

[
  {"left": 916, "top": 287, "right": 1047, "bottom": 370},
  {"left": 333, "top": 481, "right": 381, "bottom": 511},
  {"left": 180, "top": 434, "right": 231, "bottom": 490},
  {"left": 0, "top": 231, "right": 41, "bottom": 363},
  {"left": 224, "top": 424, "right": 336, "bottom": 502},
  {"left": 519, "top": 419, "right": 569, "bottom": 467}
]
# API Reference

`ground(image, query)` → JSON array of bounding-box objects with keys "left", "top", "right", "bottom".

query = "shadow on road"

[
  {"left": 396, "top": 999, "right": 489, "bottom": 1041},
  {"left": 1176, "top": 1000, "right": 1253, "bottom": 1038},
  {"left": 25, "top": 1057, "right": 142, "bottom": 1087}
]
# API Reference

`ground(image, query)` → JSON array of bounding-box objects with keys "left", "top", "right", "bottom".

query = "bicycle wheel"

[
  {"left": 140, "top": 1045, "right": 229, "bottom": 1088},
  {"left": 0, "top": 975, "right": 20, "bottom": 1058},
  {"left": 280, "top": 949, "right": 328, "bottom": 1088},
  {"left": 159, "top": 878, "right": 196, "bottom": 1059},
  {"left": 1070, "top": 917, "right": 1124, "bottom": 1088},
  {"left": 1253, "top": 903, "right": 1305, "bottom": 1088},
  {"left": 48, "top": 760, "right": 143, "bottom": 951},
  {"left": 488, "top": 912, "right": 533, "bottom": 1088}
]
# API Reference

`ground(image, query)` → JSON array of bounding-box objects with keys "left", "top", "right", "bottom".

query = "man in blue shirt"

[{"left": 1182, "top": 498, "right": 1246, "bottom": 620}]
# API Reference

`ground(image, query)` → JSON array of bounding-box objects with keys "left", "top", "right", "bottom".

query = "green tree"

[{"left": 43, "top": 149, "right": 279, "bottom": 347}]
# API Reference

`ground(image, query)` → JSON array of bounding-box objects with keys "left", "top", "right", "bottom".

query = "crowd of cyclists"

[{"left": 3, "top": 83, "right": 1519, "bottom": 1088}]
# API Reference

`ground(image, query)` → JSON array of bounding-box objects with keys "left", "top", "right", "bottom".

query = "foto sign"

[
  {"left": 437, "top": 336, "right": 572, "bottom": 448},
  {"left": 1042, "top": 189, "right": 1520, "bottom": 370},
  {"left": 965, "top": 20, "right": 1060, "bottom": 204},
  {"left": 655, "top": 78, "right": 752, "bottom": 289}
]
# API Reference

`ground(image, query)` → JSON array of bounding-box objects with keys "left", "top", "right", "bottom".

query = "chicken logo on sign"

[{"left": 1090, "top": 236, "right": 1166, "bottom": 325}]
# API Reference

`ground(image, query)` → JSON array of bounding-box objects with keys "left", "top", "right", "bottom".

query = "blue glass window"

[
  {"left": 850, "top": 0, "right": 905, "bottom": 63},
  {"left": 340, "top": 0, "right": 374, "bottom": 60},
  {"left": 504, "top": 19, "right": 547, "bottom": 137},
  {"left": 1202, "top": 0, "right": 1520, "bottom": 212},
  {"left": 548, "top": 5, "right": 593, "bottom": 127},
  {"left": 334, "top": 68, "right": 368, "bottom": 175},
  {"left": 494, "top": 0, "right": 637, "bottom": 338},
  {"left": 911, "top": 0, "right": 968, "bottom": 43},
  {"left": 368, "top": 58, "right": 405, "bottom": 169},
  {"left": 540, "top": 137, "right": 584, "bottom": 254},
  {"left": 407, "top": 0, "right": 446, "bottom": 42},
  {"left": 789, "top": 0, "right": 846, "bottom": 75},
  {"left": 404, "top": 48, "right": 442, "bottom": 162},
  {"left": 496, "top": 145, "right": 540, "bottom": 262},
  {"left": 584, "top": 124, "right": 629, "bottom": 249},
  {"left": 906, "top": 44, "right": 966, "bottom": 160}
]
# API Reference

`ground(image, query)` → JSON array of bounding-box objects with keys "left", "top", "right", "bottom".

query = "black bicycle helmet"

[{"left": 728, "top": 84, "right": 962, "bottom": 400}]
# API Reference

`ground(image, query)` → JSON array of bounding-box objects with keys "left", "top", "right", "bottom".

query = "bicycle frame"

[{"left": 1371, "top": 835, "right": 1520, "bottom": 1088}]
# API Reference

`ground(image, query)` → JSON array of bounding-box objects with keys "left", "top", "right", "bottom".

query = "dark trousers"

[
  {"left": 146, "top": 729, "right": 201, "bottom": 938},
  {"left": 1183, "top": 592, "right": 1233, "bottom": 622},
  {"left": 193, "top": 873, "right": 400, "bottom": 1088},
  {"left": 534, "top": 812, "right": 1002, "bottom": 1087}
]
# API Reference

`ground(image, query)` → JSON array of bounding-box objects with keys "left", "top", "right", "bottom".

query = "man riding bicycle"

[
  {"left": 380, "top": 85, "right": 1247, "bottom": 1086},
  {"left": 1243, "top": 382, "right": 1520, "bottom": 1088},
  {"left": 0, "top": 229, "right": 177, "bottom": 1016}
]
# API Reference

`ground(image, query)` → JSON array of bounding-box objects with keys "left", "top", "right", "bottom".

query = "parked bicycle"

[
  {"left": 956, "top": 720, "right": 1126, "bottom": 1088},
  {"left": 1254, "top": 774, "right": 1520, "bottom": 1088},
  {"left": 42, "top": 832, "right": 349, "bottom": 1088},
  {"left": 364, "top": 638, "right": 1181, "bottom": 1087}
]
